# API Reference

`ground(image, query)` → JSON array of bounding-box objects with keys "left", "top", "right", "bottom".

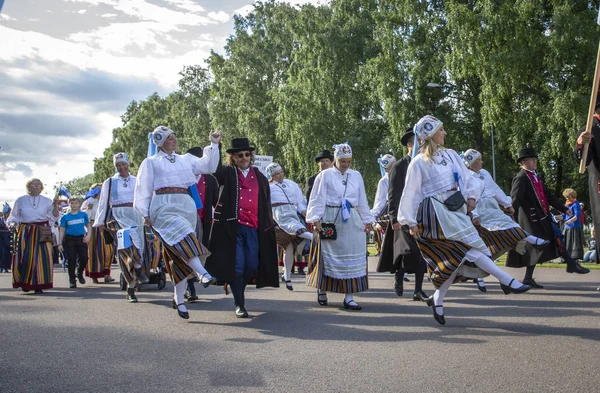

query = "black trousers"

[{"left": 64, "top": 235, "right": 88, "bottom": 282}]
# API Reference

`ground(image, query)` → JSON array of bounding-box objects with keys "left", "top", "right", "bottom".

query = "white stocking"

[
  {"left": 466, "top": 249, "right": 517, "bottom": 287},
  {"left": 283, "top": 244, "right": 294, "bottom": 281},
  {"left": 188, "top": 256, "right": 212, "bottom": 281},
  {"left": 432, "top": 268, "right": 459, "bottom": 315},
  {"left": 173, "top": 280, "right": 187, "bottom": 311}
]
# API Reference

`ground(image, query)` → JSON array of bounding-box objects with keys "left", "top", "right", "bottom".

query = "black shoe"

[
  {"left": 394, "top": 272, "right": 404, "bottom": 297},
  {"left": 235, "top": 306, "right": 248, "bottom": 318},
  {"left": 476, "top": 280, "right": 487, "bottom": 293},
  {"left": 34, "top": 290, "right": 43, "bottom": 294},
  {"left": 126, "top": 288, "right": 138, "bottom": 303},
  {"left": 200, "top": 274, "right": 217, "bottom": 288},
  {"left": 343, "top": 299, "right": 362, "bottom": 310},
  {"left": 176, "top": 303, "right": 189, "bottom": 319},
  {"left": 403, "top": 276, "right": 410, "bottom": 282},
  {"left": 500, "top": 278, "right": 532, "bottom": 295},
  {"left": 69, "top": 282, "right": 76, "bottom": 289},
  {"left": 21, "top": 288, "right": 30, "bottom": 293},
  {"left": 426, "top": 296, "right": 445, "bottom": 325},
  {"left": 77, "top": 273, "right": 85, "bottom": 285},
  {"left": 317, "top": 293, "right": 328, "bottom": 306},
  {"left": 531, "top": 239, "right": 550, "bottom": 250},
  {"left": 285, "top": 280, "right": 293, "bottom": 291},
  {"left": 135, "top": 268, "right": 150, "bottom": 284},
  {"left": 566, "top": 263, "right": 590, "bottom": 274},
  {"left": 523, "top": 278, "right": 544, "bottom": 289},
  {"left": 412, "top": 291, "right": 428, "bottom": 302},
  {"left": 187, "top": 293, "right": 199, "bottom": 302}
]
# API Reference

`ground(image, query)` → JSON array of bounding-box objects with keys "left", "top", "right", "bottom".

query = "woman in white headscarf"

[
  {"left": 398, "top": 115, "right": 531, "bottom": 325},
  {"left": 461, "top": 149, "right": 549, "bottom": 292},
  {"left": 267, "top": 163, "right": 312, "bottom": 291},
  {"left": 134, "top": 126, "right": 222, "bottom": 319},
  {"left": 95, "top": 152, "right": 154, "bottom": 303},
  {"left": 306, "top": 143, "right": 374, "bottom": 310}
]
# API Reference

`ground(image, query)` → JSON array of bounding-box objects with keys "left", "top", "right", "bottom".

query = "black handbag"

[
  {"left": 443, "top": 191, "right": 466, "bottom": 211},
  {"left": 319, "top": 174, "right": 348, "bottom": 240}
]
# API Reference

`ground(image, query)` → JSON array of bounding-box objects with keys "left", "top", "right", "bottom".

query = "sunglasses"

[{"left": 236, "top": 152, "right": 251, "bottom": 158}]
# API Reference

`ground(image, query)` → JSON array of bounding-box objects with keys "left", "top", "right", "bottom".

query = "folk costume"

[
  {"left": 305, "top": 149, "right": 334, "bottom": 202},
  {"left": 399, "top": 115, "right": 530, "bottom": 325},
  {"left": 135, "top": 126, "right": 220, "bottom": 319},
  {"left": 371, "top": 154, "right": 395, "bottom": 256},
  {"left": 376, "top": 129, "right": 427, "bottom": 301},
  {"left": 562, "top": 199, "right": 585, "bottom": 261},
  {"left": 267, "top": 163, "right": 312, "bottom": 291},
  {"left": 7, "top": 194, "right": 59, "bottom": 292},
  {"left": 506, "top": 147, "right": 589, "bottom": 287},
  {"left": 95, "top": 152, "right": 153, "bottom": 302},
  {"left": 83, "top": 188, "right": 114, "bottom": 283},
  {"left": 205, "top": 138, "right": 279, "bottom": 318},
  {"left": 183, "top": 146, "right": 220, "bottom": 303},
  {"left": 0, "top": 207, "right": 11, "bottom": 273},
  {"left": 306, "top": 143, "right": 374, "bottom": 310}
]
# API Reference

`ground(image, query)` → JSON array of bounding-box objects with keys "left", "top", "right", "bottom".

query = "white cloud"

[
  {"left": 208, "top": 11, "right": 229, "bottom": 23},
  {"left": 77, "top": 9, "right": 87, "bottom": 14},
  {"left": 0, "top": 14, "right": 17, "bottom": 21},
  {"left": 162, "top": 0, "right": 205, "bottom": 13},
  {"left": 233, "top": 5, "right": 254, "bottom": 18},
  {"left": 100, "top": 13, "right": 117, "bottom": 18}
]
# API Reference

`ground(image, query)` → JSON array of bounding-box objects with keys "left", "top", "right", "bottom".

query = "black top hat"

[
  {"left": 516, "top": 146, "right": 538, "bottom": 163},
  {"left": 401, "top": 127, "right": 415, "bottom": 147},
  {"left": 226, "top": 138, "right": 256, "bottom": 154},
  {"left": 186, "top": 146, "right": 203, "bottom": 158},
  {"left": 315, "top": 149, "right": 334, "bottom": 162}
]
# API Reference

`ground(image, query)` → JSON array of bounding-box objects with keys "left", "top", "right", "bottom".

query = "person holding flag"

[
  {"left": 306, "top": 143, "right": 374, "bottom": 310},
  {"left": 134, "top": 126, "right": 221, "bottom": 319},
  {"left": 371, "top": 154, "right": 396, "bottom": 256},
  {"left": 94, "top": 152, "right": 151, "bottom": 303}
]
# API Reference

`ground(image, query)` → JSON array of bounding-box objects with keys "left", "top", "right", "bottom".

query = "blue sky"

[{"left": 0, "top": 0, "right": 326, "bottom": 202}]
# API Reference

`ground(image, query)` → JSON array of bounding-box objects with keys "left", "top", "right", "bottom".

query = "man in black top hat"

[
  {"left": 506, "top": 146, "right": 589, "bottom": 288},
  {"left": 306, "top": 149, "right": 334, "bottom": 202},
  {"left": 204, "top": 138, "right": 279, "bottom": 318},
  {"left": 376, "top": 128, "right": 428, "bottom": 301}
]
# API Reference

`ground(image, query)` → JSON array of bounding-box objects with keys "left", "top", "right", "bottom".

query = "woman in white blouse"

[
  {"left": 95, "top": 152, "right": 151, "bottom": 303},
  {"left": 7, "top": 178, "right": 60, "bottom": 293},
  {"left": 398, "top": 115, "right": 531, "bottom": 325},
  {"left": 134, "top": 126, "right": 221, "bottom": 319},
  {"left": 462, "top": 149, "right": 549, "bottom": 292},
  {"left": 266, "top": 163, "right": 313, "bottom": 291},
  {"left": 306, "top": 143, "right": 374, "bottom": 310}
]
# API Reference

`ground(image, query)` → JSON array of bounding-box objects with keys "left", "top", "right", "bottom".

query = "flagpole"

[{"left": 579, "top": 37, "right": 600, "bottom": 173}]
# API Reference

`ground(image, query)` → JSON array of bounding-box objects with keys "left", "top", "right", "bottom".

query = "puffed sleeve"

[
  {"left": 306, "top": 171, "right": 327, "bottom": 223},
  {"left": 134, "top": 158, "right": 153, "bottom": 218},
  {"left": 485, "top": 170, "right": 511, "bottom": 208},
  {"left": 191, "top": 143, "right": 220, "bottom": 176},
  {"left": 291, "top": 181, "right": 307, "bottom": 214},
  {"left": 94, "top": 179, "right": 111, "bottom": 227},
  {"left": 398, "top": 158, "right": 424, "bottom": 227},
  {"left": 370, "top": 176, "right": 387, "bottom": 217},
  {"left": 356, "top": 172, "right": 374, "bottom": 224},
  {"left": 6, "top": 197, "right": 22, "bottom": 226}
]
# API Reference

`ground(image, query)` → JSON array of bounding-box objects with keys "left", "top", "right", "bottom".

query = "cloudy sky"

[{"left": 0, "top": 0, "right": 326, "bottom": 203}]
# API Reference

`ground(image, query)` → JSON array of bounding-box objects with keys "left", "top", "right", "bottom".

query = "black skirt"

[{"left": 563, "top": 226, "right": 585, "bottom": 260}]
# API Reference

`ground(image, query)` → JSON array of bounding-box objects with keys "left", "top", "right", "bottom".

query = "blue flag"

[
  {"left": 147, "top": 132, "right": 157, "bottom": 157},
  {"left": 58, "top": 185, "right": 72, "bottom": 199},
  {"left": 0, "top": 0, "right": 4, "bottom": 13},
  {"left": 85, "top": 187, "right": 101, "bottom": 199},
  {"left": 188, "top": 184, "right": 203, "bottom": 210},
  {"left": 117, "top": 226, "right": 136, "bottom": 250},
  {"left": 2, "top": 202, "right": 10, "bottom": 214},
  {"left": 341, "top": 198, "right": 351, "bottom": 222}
]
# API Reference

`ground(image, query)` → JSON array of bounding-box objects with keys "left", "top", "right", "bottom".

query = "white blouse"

[
  {"left": 7, "top": 195, "right": 58, "bottom": 225},
  {"left": 470, "top": 168, "right": 512, "bottom": 208},
  {"left": 306, "top": 166, "right": 374, "bottom": 224},
  {"left": 370, "top": 173, "right": 389, "bottom": 217},
  {"left": 94, "top": 174, "right": 137, "bottom": 225},
  {"left": 134, "top": 144, "right": 220, "bottom": 218},
  {"left": 270, "top": 179, "right": 307, "bottom": 214},
  {"left": 398, "top": 148, "right": 479, "bottom": 227}
]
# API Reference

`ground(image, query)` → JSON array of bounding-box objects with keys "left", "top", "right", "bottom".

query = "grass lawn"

[{"left": 367, "top": 243, "right": 600, "bottom": 270}]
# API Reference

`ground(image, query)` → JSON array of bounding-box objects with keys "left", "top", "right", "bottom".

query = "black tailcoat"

[
  {"left": 505, "top": 169, "right": 568, "bottom": 267},
  {"left": 376, "top": 155, "right": 422, "bottom": 273},
  {"left": 205, "top": 165, "right": 279, "bottom": 288},
  {"left": 198, "top": 174, "right": 218, "bottom": 246}
]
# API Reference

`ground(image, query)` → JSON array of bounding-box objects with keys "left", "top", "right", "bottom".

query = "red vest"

[
  {"left": 195, "top": 175, "right": 207, "bottom": 223},
  {"left": 238, "top": 168, "right": 259, "bottom": 229},
  {"left": 525, "top": 171, "right": 549, "bottom": 214}
]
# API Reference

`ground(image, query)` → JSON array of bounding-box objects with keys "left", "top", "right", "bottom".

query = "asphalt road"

[{"left": 1, "top": 259, "right": 599, "bottom": 393}]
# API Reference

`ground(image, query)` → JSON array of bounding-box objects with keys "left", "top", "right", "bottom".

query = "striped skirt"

[
  {"left": 274, "top": 227, "right": 305, "bottom": 250},
  {"left": 158, "top": 232, "right": 208, "bottom": 285},
  {"left": 12, "top": 223, "right": 54, "bottom": 290},
  {"left": 415, "top": 195, "right": 484, "bottom": 289},
  {"left": 86, "top": 226, "right": 114, "bottom": 278},
  {"left": 477, "top": 226, "right": 528, "bottom": 260}
]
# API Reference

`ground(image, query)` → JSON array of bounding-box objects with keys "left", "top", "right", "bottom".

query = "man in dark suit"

[
  {"left": 506, "top": 147, "right": 589, "bottom": 288},
  {"left": 376, "top": 128, "right": 428, "bottom": 301},
  {"left": 305, "top": 149, "right": 334, "bottom": 202}
]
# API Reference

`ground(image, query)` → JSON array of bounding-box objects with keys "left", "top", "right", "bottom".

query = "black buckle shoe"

[
  {"left": 343, "top": 299, "right": 362, "bottom": 310},
  {"left": 566, "top": 263, "right": 590, "bottom": 274},
  {"left": 412, "top": 291, "right": 428, "bottom": 302},
  {"left": 522, "top": 278, "right": 544, "bottom": 289},
  {"left": 285, "top": 280, "right": 293, "bottom": 291},
  {"left": 500, "top": 278, "right": 532, "bottom": 294},
  {"left": 200, "top": 274, "right": 217, "bottom": 288},
  {"left": 175, "top": 303, "right": 189, "bottom": 319},
  {"left": 426, "top": 296, "right": 445, "bottom": 325},
  {"left": 235, "top": 306, "right": 248, "bottom": 318},
  {"left": 317, "top": 293, "right": 328, "bottom": 306}
]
